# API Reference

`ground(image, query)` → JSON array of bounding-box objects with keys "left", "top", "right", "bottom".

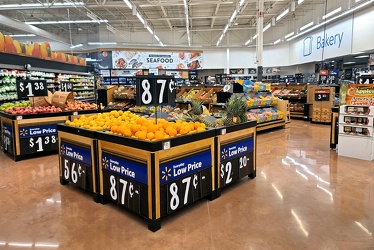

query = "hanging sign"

[
  {"left": 136, "top": 76, "right": 176, "bottom": 106},
  {"left": 16, "top": 80, "right": 47, "bottom": 98}
]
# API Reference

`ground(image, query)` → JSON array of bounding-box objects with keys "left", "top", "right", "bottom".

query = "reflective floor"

[{"left": 1, "top": 120, "right": 374, "bottom": 249}]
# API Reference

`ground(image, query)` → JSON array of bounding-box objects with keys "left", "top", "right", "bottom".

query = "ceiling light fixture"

[
  {"left": 146, "top": 26, "right": 153, "bottom": 35},
  {"left": 354, "top": 55, "right": 369, "bottom": 58},
  {"left": 285, "top": 31, "right": 295, "bottom": 39},
  {"left": 136, "top": 12, "right": 145, "bottom": 24},
  {"left": 343, "top": 61, "right": 356, "bottom": 64},
  {"left": 263, "top": 23, "right": 271, "bottom": 32},
  {"left": 239, "top": 0, "right": 245, "bottom": 7},
  {"left": 244, "top": 39, "right": 251, "bottom": 45},
  {"left": 287, "top": 0, "right": 373, "bottom": 41},
  {"left": 70, "top": 44, "right": 83, "bottom": 49},
  {"left": 300, "top": 21, "right": 314, "bottom": 31},
  {"left": 298, "top": 0, "right": 304, "bottom": 5},
  {"left": 352, "top": 51, "right": 364, "bottom": 54},
  {"left": 154, "top": 35, "right": 160, "bottom": 42},
  {"left": 87, "top": 12, "right": 99, "bottom": 21},
  {"left": 273, "top": 39, "right": 281, "bottom": 45},
  {"left": 87, "top": 42, "right": 117, "bottom": 45},
  {"left": 276, "top": 8, "right": 289, "bottom": 21},
  {"left": 8, "top": 34, "right": 36, "bottom": 37},
  {"left": 183, "top": 0, "right": 191, "bottom": 46},
  {"left": 159, "top": 42, "right": 164, "bottom": 46},
  {"left": 253, "top": 34, "right": 258, "bottom": 40},
  {"left": 0, "top": 2, "right": 84, "bottom": 9},
  {"left": 106, "top": 25, "right": 116, "bottom": 34},
  {"left": 229, "top": 10, "right": 237, "bottom": 23},
  {"left": 322, "top": 7, "right": 342, "bottom": 20},
  {"left": 123, "top": 0, "right": 133, "bottom": 9},
  {"left": 25, "top": 20, "right": 107, "bottom": 25}
]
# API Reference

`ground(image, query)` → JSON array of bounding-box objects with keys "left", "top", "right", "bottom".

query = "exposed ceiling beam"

[
  {"left": 160, "top": 6, "right": 172, "bottom": 30},
  {"left": 0, "top": 14, "right": 71, "bottom": 44},
  {"left": 210, "top": 3, "right": 220, "bottom": 28}
]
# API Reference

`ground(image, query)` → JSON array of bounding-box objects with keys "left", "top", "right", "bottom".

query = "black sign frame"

[
  {"left": 16, "top": 79, "right": 48, "bottom": 98},
  {"left": 136, "top": 76, "right": 176, "bottom": 106}
]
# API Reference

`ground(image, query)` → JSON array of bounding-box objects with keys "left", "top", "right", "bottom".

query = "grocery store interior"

[{"left": 0, "top": 0, "right": 374, "bottom": 249}]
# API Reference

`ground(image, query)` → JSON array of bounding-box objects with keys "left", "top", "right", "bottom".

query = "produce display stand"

[
  {"left": 214, "top": 121, "right": 256, "bottom": 197},
  {"left": 330, "top": 107, "right": 339, "bottom": 149},
  {"left": 0, "top": 110, "right": 98, "bottom": 161},
  {"left": 57, "top": 124, "right": 100, "bottom": 202},
  {"left": 96, "top": 129, "right": 216, "bottom": 231}
]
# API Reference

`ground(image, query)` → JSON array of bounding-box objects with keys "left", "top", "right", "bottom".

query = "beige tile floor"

[{"left": 0, "top": 120, "right": 373, "bottom": 249}]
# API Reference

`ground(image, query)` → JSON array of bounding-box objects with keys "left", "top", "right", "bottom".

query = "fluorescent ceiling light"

[
  {"left": 216, "top": 40, "right": 220, "bottom": 46},
  {"left": 136, "top": 12, "right": 145, "bottom": 24},
  {"left": 146, "top": 26, "right": 153, "bottom": 35},
  {"left": 106, "top": 25, "right": 116, "bottom": 34},
  {"left": 87, "top": 42, "right": 117, "bottom": 45},
  {"left": 355, "top": 0, "right": 362, "bottom": 2},
  {"left": 0, "top": 2, "right": 84, "bottom": 9},
  {"left": 300, "top": 21, "right": 314, "bottom": 31},
  {"left": 276, "top": 8, "right": 289, "bottom": 21},
  {"left": 70, "top": 44, "right": 83, "bottom": 49},
  {"left": 343, "top": 61, "right": 356, "bottom": 64},
  {"left": 298, "top": 0, "right": 304, "bottom": 4},
  {"left": 239, "top": 0, "right": 245, "bottom": 7},
  {"left": 244, "top": 39, "right": 251, "bottom": 45},
  {"left": 273, "top": 39, "right": 281, "bottom": 45},
  {"left": 285, "top": 31, "right": 295, "bottom": 39},
  {"left": 322, "top": 7, "right": 342, "bottom": 20},
  {"left": 223, "top": 25, "right": 229, "bottom": 34},
  {"left": 354, "top": 55, "right": 369, "bottom": 58},
  {"left": 25, "top": 20, "right": 107, "bottom": 25},
  {"left": 287, "top": 0, "right": 373, "bottom": 41},
  {"left": 352, "top": 51, "right": 364, "bottom": 54},
  {"left": 229, "top": 10, "right": 237, "bottom": 23},
  {"left": 9, "top": 34, "right": 35, "bottom": 37},
  {"left": 160, "top": 42, "right": 164, "bottom": 46},
  {"left": 87, "top": 12, "right": 99, "bottom": 21},
  {"left": 253, "top": 34, "right": 258, "bottom": 40},
  {"left": 183, "top": 0, "right": 188, "bottom": 9},
  {"left": 154, "top": 35, "right": 160, "bottom": 42},
  {"left": 123, "top": 0, "right": 133, "bottom": 9},
  {"left": 263, "top": 23, "right": 271, "bottom": 32}
]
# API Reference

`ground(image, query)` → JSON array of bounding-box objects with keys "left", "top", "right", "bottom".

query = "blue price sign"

[
  {"left": 101, "top": 152, "right": 148, "bottom": 215},
  {"left": 3, "top": 124, "right": 13, "bottom": 155},
  {"left": 220, "top": 138, "right": 254, "bottom": 188},
  {"left": 60, "top": 141, "right": 93, "bottom": 190},
  {"left": 159, "top": 151, "right": 213, "bottom": 215},
  {"left": 19, "top": 124, "right": 58, "bottom": 155}
]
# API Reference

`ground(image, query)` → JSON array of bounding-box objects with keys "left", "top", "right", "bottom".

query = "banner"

[
  {"left": 340, "top": 84, "right": 374, "bottom": 106},
  {"left": 112, "top": 51, "right": 203, "bottom": 70}
]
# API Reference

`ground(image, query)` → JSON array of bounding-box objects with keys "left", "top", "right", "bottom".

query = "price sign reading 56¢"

[
  {"left": 136, "top": 76, "right": 176, "bottom": 106},
  {"left": 17, "top": 80, "right": 47, "bottom": 99}
]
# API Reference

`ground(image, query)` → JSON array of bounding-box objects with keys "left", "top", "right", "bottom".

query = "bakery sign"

[{"left": 112, "top": 51, "right": 203, "bottom": 70}]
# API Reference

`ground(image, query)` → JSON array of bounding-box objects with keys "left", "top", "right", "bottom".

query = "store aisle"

[{"left": 0, "top": 120, "right": 373, "bottom": 250}]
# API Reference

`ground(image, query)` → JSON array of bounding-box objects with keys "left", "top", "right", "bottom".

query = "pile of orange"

[{"left": 65, "top": 110, "right": 206, "bottom": 141}]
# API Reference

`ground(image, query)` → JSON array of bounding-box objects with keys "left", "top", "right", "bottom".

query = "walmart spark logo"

[
  {"left": 102, "top": 157, "right": 109, "bottom": 169},
  {"left": 221, "top": 148, "right": 228, "bottom": 160},
  {"left": 60, "top": 145, "right": 65, "bottom": 155},
  {"left": 161, "top": 167, "right": 171, "bottom": 181},
  {"left": 19, "top": 128, "right": 28, "bottom": 136}
]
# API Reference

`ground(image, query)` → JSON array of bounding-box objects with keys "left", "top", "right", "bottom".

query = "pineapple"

[
  {"left": 191, "top": 100, "right": 203, "bottom": 115},
  {"left": 223, "top": 94, "right": 248, "bottom": 125}
]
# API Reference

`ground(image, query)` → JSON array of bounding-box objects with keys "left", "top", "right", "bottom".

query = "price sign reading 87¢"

[
  {"left": 136, "top": 76, "right": 176, "bottom": 106},
  {"left": 16, "top": 80, "right": 47, "bottom": 98}
]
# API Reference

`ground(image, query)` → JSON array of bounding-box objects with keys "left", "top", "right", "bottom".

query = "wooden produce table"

[
  {"left": 58, "top": 124, "right": 100, "bottom": 202},
  {"left": 96, "top": 129, "right": 216, "bottom": 231},
  {"left": 0, "top": 110, "right": 98, "bottom": 161},
  {"left": 215, "top": 121, "right": 257, "bottom": 197}
]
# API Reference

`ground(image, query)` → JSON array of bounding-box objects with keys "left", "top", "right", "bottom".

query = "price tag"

[
  {"left": 101, "top": 152, "right": 148, "bottom": 216},
  {"left": 219, "top": 138, "right": 254, "bottom": 188},
  {"left": 19, "top": 125, "right": 58, "bottom": 155},
  {"left": 60, "top": 141, "right": 93, "bottom": 190},
  {"left": 159, "top": 151, "right": 212, "bottom": 215},
  {"left": 60, "top": 82, "right": 74, "bottom": 92},
  {"left": 136, "top": 76, "right": 176, "bottom": 106},
  {"left": 314, "top": 89, "right": 330, "bottom": 101},
  {"left": 16, "top": 80, "right": 47, "bottom": 98},
  {"left": 3, "top": 124, "right": 14, "bottom": 155}
]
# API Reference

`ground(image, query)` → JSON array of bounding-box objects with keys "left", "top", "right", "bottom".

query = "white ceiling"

[{"left": 0, "top": 0, "right": 370, "bottom": 50}]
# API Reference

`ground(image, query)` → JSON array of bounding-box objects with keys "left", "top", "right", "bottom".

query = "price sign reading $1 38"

[
  {"left": 136, "top": 76, "right": 176, "bottom": 106},
  {"left": 16, "top": 80, "right": 48, "bottom": 99}
]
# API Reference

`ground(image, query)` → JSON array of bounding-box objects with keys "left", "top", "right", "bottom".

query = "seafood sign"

[{"left": 112, "top": 51, "right": 203, "bottom": 70}]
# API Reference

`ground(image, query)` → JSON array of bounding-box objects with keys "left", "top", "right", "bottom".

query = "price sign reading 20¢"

[
  {"left": 16, "top": 80, "right": 48, "bottom": 98},
  {"left": 136, "top": 76, "right": 176, "bottom": 106}
]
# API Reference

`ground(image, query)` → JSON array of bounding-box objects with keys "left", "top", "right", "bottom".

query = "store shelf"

[
  {"left": 340, "top": 113, "right": 372, "bottom": 117},
  {"left": 339, "top": 122, "right": 371, "bottom": 128},
  {"left": 256, "top": 119, "right": 285, "bottom": 132}
]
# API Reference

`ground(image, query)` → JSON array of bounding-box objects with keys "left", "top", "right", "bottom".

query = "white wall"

[{"left": 352, "top": 6, "right": 374, "bottom": 53}]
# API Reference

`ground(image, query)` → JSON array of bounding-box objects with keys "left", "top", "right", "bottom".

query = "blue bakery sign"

[
  {"left": 303, "top": 32, "right": 344, "bottom": 57},
  {"left": 221, "top": 138, "right": 254, "bottom": 162},
  {"left": 102, "top": 152, "right": 147, "bottom": 185},
  {"left": 19, "top": 124, "right": 57, "bottom": 138},
  {"left": 60, "top": 141, "right": 91, "bottom": 166},
  {"left": 160, "top": 151, "right": 211, "bottom": 185}
]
